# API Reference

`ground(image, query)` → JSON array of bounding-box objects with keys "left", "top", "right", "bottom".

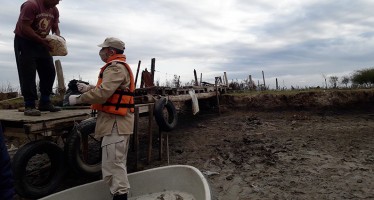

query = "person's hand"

[
  {"left": 77, "top": 83, "right": 92, "bottom": 93},
  {"left": 68, "top": 95, "right": 80, "bottom": 106},
  {"left": 41, "top": 38, "right": 52, "bottom": 51}
]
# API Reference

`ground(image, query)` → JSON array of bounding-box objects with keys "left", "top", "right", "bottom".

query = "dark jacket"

[{"left": 0, "top": 124, "right": 15, "bottom": 200}]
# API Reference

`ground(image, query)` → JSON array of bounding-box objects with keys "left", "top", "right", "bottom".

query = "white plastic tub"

[{"left": 40, "top": 165, "right": 211, "bottom": 200}]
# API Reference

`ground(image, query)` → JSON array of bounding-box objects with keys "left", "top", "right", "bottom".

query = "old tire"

[
  {"left": 154, "top": 98, "right": 178, "bottom": 131},
  {"left": 65, "top": 117, "right": 101, "bottom": 176},
  {"left": 12, "top": 140, "right": 65, "bottom": 199}
]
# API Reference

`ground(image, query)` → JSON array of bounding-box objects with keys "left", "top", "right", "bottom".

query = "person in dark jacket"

[{"left": 0, "top": 124, "right": 15, "bottom": 200}]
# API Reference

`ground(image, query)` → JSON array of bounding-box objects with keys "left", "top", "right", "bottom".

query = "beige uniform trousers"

[{"left": 101, "top": 122, "right": 130, "bottom": 195}]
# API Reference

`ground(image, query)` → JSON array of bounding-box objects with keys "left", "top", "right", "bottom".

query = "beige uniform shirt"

[{"left": 78, "top": 62, "right": 134, "bottom": 138}]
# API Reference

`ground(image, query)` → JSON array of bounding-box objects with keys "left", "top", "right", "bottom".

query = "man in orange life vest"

[{"left": 69, "top": 37, "right": 135, "bottom": 200}]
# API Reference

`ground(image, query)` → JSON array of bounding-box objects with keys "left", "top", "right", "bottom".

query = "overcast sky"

[{"left": 1, "top": 0, "right": 374, "bottom": 90}]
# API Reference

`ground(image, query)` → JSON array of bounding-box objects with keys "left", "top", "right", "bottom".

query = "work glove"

[
  {"left": 68, "top": 95, "right": 81, "bottom": 106},
  {"left": 77, "top": 82, "right": 94, "bottom": 93}
]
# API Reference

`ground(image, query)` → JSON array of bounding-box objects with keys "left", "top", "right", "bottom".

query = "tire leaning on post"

[
  {"left": 12, "top": 140, "right": 65, "bottom": 199},
  {"left": 154, "top": 97, "right": 178, "bottom": 132},
  {"left": 65, "top": 117, "right": 101, "bottom": 176}
]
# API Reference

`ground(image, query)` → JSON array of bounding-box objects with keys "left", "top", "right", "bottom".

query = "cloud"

[{"left": 0, "top": 0, "right": 373, "bottom": 90}]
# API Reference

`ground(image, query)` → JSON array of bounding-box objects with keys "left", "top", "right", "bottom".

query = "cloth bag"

[{"left": 45, "top": 35, "right": 68, "bottom": 56}]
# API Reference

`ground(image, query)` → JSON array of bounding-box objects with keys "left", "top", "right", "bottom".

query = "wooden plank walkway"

[
  {"left": 0, "top": 109, "right": 90, "bottom": 123},
  {"left": 0, "top": 109, "right": 91, "bottom": 135},
  {"left": 135, "top": 85, "right": 227, "bottom": 97}
]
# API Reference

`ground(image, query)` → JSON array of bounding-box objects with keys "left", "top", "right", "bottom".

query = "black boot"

[
  {"left": 38, "top": 101, "right": 61, "bottom": 112},
  {"left": 113, "top": 193, "right": 127, "bottom": 200}
]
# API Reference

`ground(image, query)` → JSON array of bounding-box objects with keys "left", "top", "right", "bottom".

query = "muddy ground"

[
  {"left": 8, "top": 89, "right": 374, "bottom": 200},
  {"left": 158, "top": 109, "right": 374, "bottom": 199},
  {"left": 142, "top": 89, "right": 374, "bottom": 199}
]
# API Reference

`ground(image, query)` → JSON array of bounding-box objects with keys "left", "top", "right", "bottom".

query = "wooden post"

[
  {"left": 215, "top": 77, "right": 221, "bottom": 115},
  {"left": 249, "top": 75, "right": 252, "bottom": 90},
  {"left": 276, "top": 78, "right": 279, "bottom": 90},
  {"left": 159, "top": 128, "right": 163, "bottom": 160},
  {"left": 54, "top": 60, "right": 66, "bottom": 99},
  {"left": 262, "top": 71, "right": 266, "bottom": 89},
  {"left": 200, "top": 73, "right": 202, "bottom": 86},
  {"left": 133, "top": 106, "right": 140, "bottom": 169},
  {"left": 134, "top": 60, "right": 141, "bottom": 88},
  {"left": 151, "top": 58, "right": 156, "bottom": 85},
  {"left": 224, "top": 72, "right": 228, "bottom": 87},
  {"left": 194, "top": 69, "right": 198, "bottom": 86},
  {"left": 147, "top": 104, "right": 154, "bottom": 164}
]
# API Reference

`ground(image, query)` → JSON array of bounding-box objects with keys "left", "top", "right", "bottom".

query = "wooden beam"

[
  {"left": 135, "top": 60, "right": 141, "bottom": 88},
  {"left": 200, "top": 73, "right": 202, "bottom": 86},
  {"left": 224, "top": 72, "right": 228, "bottom": 87},
  {"left": 55, "top": 60, "right": 66, "bottom": 99},
  {"left": 168, "top": 91, "right": 217, "bottom": 102},
  {"left": 276, "top": 78, "right": 279, "bottom": 90},
  {"left": 262, "top": 70, "right": 266, "bottom": 89},
  {"left": 23, "top": 115, "right": 89, "bottom": 134},
  {"left": 147, "top": 103, "right": 154, "bottom": 164},
  {"left": 133, "top": 106, "right": 139, "bottom": 169},
  {"left": 151, "top": 58, "right": 156, "bottom": 84},
  {"left": 216, "top": 77, "right": 221, "bottom": 115},
  {"left": 194, "top": 69, "right": 198, "bottom": 86}
]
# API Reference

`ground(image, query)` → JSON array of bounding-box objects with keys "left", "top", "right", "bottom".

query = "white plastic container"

[{"left": 40, "top": 165, "right": 211, "bottom": 200}]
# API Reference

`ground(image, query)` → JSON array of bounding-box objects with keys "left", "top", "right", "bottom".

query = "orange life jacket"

[{"left": 91, "top": 54, "right": 135, "bottom": 116}]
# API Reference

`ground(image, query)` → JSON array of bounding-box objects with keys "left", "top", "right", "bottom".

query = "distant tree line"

[
  {"left": 154, "top": 67, "right": 374, "bottom": 90},
  {"left": 351, "top": 68, "right": 374, "bottom": 87},
  {"left": 227, "top": 67, "right": 374, "bottom": 91},
  {"left": 328, "top": 67, "right": 374, "bottom": 89}
]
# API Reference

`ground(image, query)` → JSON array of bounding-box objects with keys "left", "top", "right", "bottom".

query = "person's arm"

[
  {"left": 52, "top": 7, "right": 61, "bottom": 36},
  {"left": 20, "top": 20, "right": 52, "bottom": 51},
  {"left": 52, "top": 23, "right": 60, "bottom": 36},
  {"left": 79, "top": 64, "right": 126, "bottom": 104}
]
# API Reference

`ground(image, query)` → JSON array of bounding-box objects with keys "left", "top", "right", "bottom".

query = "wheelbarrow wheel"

[
  {"left": 154, "top": 97, "right": 178, "bottom": 132},
  {"left": 12, "top": 140, "right": 65, "bottom": 199},
  {"left": 65, "top": 117, "right": 101, "bottom": 176}
]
